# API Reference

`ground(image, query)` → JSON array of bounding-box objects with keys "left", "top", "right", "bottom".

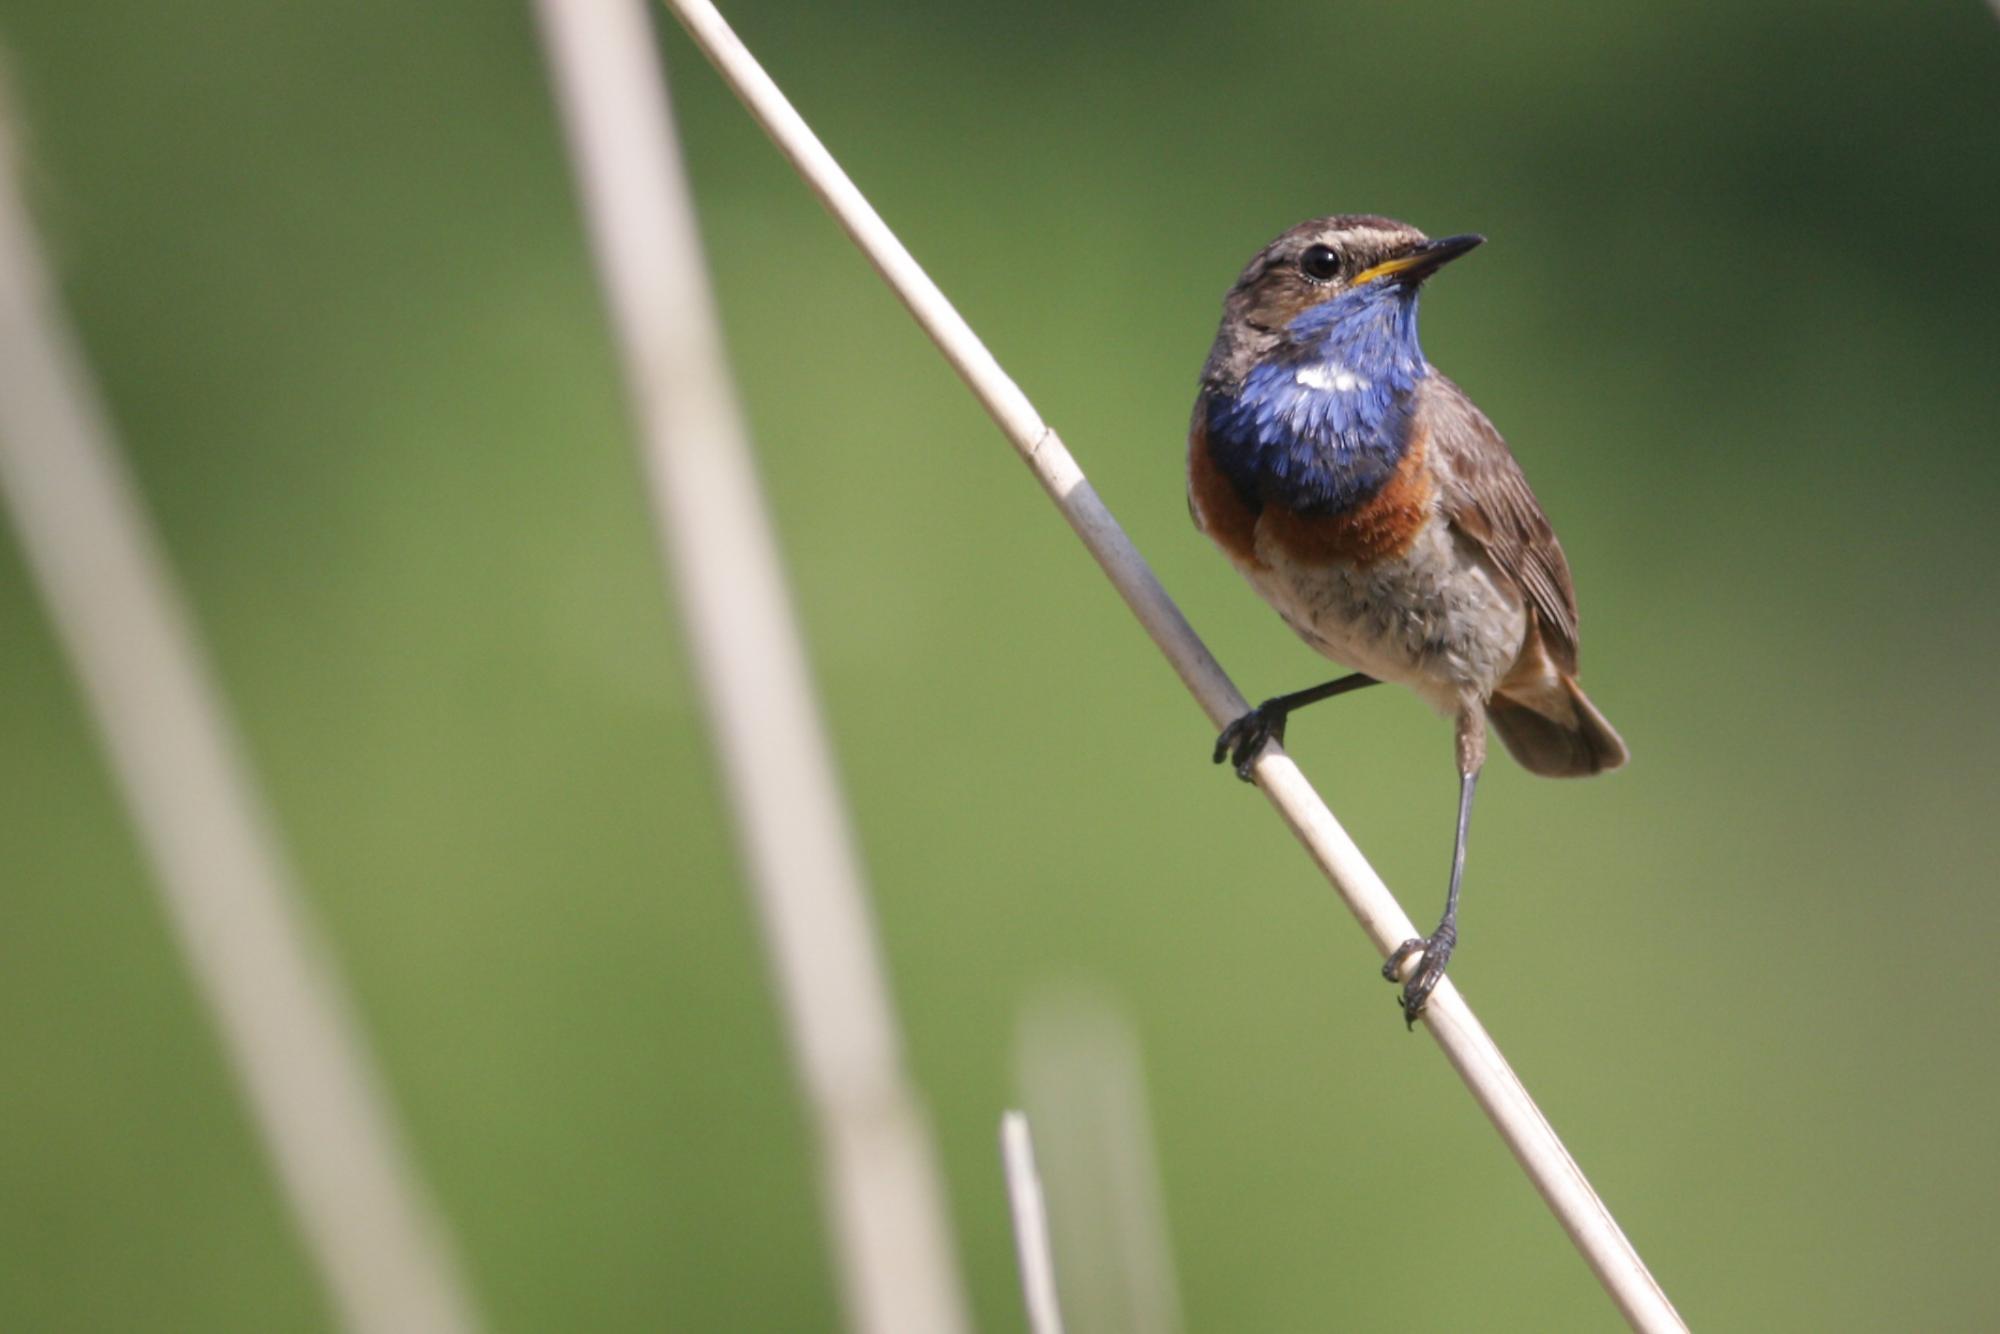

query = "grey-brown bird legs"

[
  {"left": 1386, "top": 704, "right": 1485, "bottom": 1025},
  {"left": 1213, "top": 672, "right": 1379, "bottom": 781}
]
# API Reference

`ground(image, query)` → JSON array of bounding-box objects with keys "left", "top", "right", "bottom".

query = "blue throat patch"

[{"left": 1208, "top": 287, "right": 1431, "bottom": 516}]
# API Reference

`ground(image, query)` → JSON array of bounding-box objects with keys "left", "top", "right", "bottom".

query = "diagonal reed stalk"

[
  {"left": 0, "top": 92, "right": 479, "bottom": 1334},
  {"left": 532, "top": 3, "right": 973, "bottom": 1332},
  {"left": 653, "top": 2, "right": 1689, "bottom": 1328}
]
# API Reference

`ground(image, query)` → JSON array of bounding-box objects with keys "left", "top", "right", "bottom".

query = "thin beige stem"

[
  {"left": 530, "top": 3, "right": 972, "bottom": 1332},
  {"left": 1001, "top": 1112, "right": 1067, "bottom": 1334},
  {"left": 651, "top": 3, "right": 1687, "bottom": 1329},
  {"left": 0, "top": 101, "right": 479, "bottom": 1334}
]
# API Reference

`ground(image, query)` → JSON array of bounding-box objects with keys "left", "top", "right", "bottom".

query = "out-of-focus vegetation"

[{"left": 1, "top": 0, "right": 1997, "bottom": 1328}]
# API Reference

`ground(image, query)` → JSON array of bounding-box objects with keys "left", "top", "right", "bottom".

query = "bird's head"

[{"left": 1205, "top": 215, "right": 1483, "bottom": 388}]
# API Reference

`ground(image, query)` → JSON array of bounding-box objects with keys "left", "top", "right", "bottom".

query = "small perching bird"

[{"left": 1188, "top": 215, "right": 1627, "bottom": 1024}]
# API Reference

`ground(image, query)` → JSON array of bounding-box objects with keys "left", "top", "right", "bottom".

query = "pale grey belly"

[{"left": 1244, "top": 522, "right": 1526, "bottom": 713}]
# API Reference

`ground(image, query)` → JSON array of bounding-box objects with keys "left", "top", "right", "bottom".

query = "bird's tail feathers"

[{"left": 1489, "top": 673, "right": 1628, "bottom": 778}]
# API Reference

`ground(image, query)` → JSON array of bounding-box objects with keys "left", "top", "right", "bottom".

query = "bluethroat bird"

[{"left": 1188, "top": 216, "right": 1627, "bottom": 1025}]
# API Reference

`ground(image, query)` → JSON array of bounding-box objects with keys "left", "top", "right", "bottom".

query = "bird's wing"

[{"left": 1422, "top": 374, "right": 1581, "bottom": 673}]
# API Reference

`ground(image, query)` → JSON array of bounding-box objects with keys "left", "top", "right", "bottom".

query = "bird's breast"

[
  {"left": 1257, "top": 420, "right": 1436, "bottom": 567},
  {"left": 1187, "top": 404, "right": 1436, "bottom": 571},
  {"left": 1252, "top": 509, "right": 1529, "bottom": 710},
  {"left": 1192, "top": 406, "right": 1525, "bottom": 704}
]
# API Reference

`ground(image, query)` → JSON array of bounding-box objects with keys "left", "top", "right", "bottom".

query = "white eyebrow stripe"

[{"left": 1323, "top": 227, "right": 1412, "bottom": 252}]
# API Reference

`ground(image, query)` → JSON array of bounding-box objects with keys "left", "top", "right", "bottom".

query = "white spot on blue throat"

[{"left": 1295, "top": 361, "right": 1372, "bottom": 394}]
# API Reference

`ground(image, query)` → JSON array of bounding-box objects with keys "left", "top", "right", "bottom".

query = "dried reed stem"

[
  {"left": 653, "top": 3, "right": 1688, "bottom": 1328},
  {"left": 0, "top": 98, "right": 479, "bottom": 1334},
  {"left": 1001, "top": 1112, "right": 1067, "bottom": 1334},
  {"left": 531, "top": 3, "right": 971, "bottom": 1332}
]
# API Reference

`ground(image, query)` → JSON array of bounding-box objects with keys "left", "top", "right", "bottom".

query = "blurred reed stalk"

[
  {"left": 0, "top": 90, "right": 480, "bottom": 1334},
  {"left": 530, "top": 3, "right": 973, "bottom": 1332},
  {"left": 654, "top": 1, "right": 1688, "bottom": 1328},
  {"left": 1016, "top": 991, "right": 1183, "bottom": 1334},
  {"left": 1001, "top": 1112, "right": 1067, "bottom": 1334}
]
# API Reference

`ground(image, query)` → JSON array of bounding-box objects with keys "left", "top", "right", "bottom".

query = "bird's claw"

[
  {"left": 1383, "top": 923, "right": 1457, "bottom": 1028},
  {"left": 1212, "top": 702, "right": 1287, "bottom": 782}
]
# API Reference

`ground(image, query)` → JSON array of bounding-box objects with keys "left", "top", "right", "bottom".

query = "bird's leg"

[
  {"left": 1213, "top": 673, "right": 1378, "bottom": 781},
  {"left": 1385, "top": 700, "right": 1485, "bottom": 1026}
]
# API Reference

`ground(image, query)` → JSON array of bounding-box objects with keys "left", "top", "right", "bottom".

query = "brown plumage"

[
  {"left": 1185, "top": 411, "right": 1262, "bottom": 568},
  {"left": 1422, "top": 374, "right": 1628, "bottom": 777}
]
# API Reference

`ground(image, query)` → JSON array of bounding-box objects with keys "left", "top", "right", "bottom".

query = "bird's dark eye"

[{"left": 1299, "top": 244, "right": 1342, "bottom": 282}]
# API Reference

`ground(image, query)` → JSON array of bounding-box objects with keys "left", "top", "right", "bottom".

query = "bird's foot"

[
  {"left": 1382, "top": 922, "right": 1457, "bottom": 1029},
  {"left": 1212, "top": 701, "right": 1289, "bottom": 782}
]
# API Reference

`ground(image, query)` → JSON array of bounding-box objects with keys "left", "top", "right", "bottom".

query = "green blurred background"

[{"left": 3, "top": 0, "right": 1998, "bottom": 1328}]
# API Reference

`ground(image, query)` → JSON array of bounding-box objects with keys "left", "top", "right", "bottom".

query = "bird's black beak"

[{"left": 1352, "top": 233, "right": 1485, "bottom": 288}]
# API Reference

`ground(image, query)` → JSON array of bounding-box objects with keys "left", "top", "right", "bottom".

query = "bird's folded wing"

[{"left": 1423, "top": 374, "right": 1582, "bottom": 673}]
